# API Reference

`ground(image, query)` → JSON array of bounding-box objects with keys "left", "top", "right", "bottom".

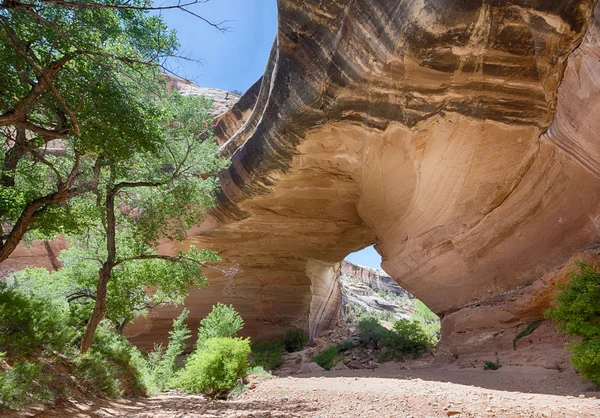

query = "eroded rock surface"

[{"left": 129, "top": 0, "right": 600, "bottom": 362}]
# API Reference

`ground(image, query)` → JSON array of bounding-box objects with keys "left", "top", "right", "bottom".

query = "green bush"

[
  {"left": 388, "top": 319, "right": 430, "bottom": 356},
  {"left": 313, "top": 346, "right": 341, "bottom": 371},
  {"left": 570, "top": 339, "right": 600, "bottom": 385},
  {"left": 546, "top": 262, "right": 600, "bottom": 386},
  {"left": 197, "top": 303, "right": 244, "bottom": 349},
  {"left": 251, "top": 339, "right": 285, "bottom": 371},
  {"left": 175, "top": 337, "right": 250, "bottom": 397},
  {"left": 74, "top": 351, "right": 123, "bottom": 398},
  {"left": 146, "top": 309, "right": 191, "bottom": 393},
  {"left": 313, "top": 341, "right": 354, "bottom": 370},
  {"left": 513, "top": 320, "right": 542, "bottom": 350},
  {"left": 483, "top": 358, "right": 501, "bottom": 370},
  {"left": 78, "top": 325, "right": 149, "bottom": 397},
  {"left": 0, "top": 283, "right": 75, "bottom": 355},
  {"left": 283, "top": 327, "right": 307, "bottom": 353},
  {"left": 0, "top": 361, "right": 48, "bottom": 409},
  {"left": 411, "top": 300, "right": 441, "bottom": 344},
  {"left": 357, "top": 316, "right": 388, "bottom": 345},
  {"left": 358, "top": 316, "right": 430, "bottom": 362}
]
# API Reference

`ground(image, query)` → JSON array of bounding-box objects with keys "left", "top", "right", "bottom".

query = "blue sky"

[
  {"left": 157, "top": 1, "right": 382, "bottom": 270},
  {"left": 345, "top": 246, "right": 383, "bottom": 270},
  {"left": 156, "top": 0, "right": 278, "bottom": 92}
]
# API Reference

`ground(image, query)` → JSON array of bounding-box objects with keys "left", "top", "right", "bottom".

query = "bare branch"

[
  {"left": 114, "top": 254, "right": 236, "bottom": 278},
  {"left": 31, "top": 0, "right": 231, "bottom": 31}
]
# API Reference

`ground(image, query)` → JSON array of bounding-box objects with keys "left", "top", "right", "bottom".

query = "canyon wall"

[{"left": 132, "top": 0, "right": 600, "bottom": 361}]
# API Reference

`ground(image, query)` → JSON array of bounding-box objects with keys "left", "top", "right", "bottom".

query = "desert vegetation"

[{"left": 546, "top": 262, "right": 600, "bottom": 387}]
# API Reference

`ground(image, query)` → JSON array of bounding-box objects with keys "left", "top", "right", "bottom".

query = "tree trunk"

[
  {"left": 81, "top": 186, "right": 116, "bottom": 353},
  {"left": 80, "top": 265, "right": 110, "bottom": 353},
  {"left": 0, "top": 188, "right": 75, "bottom": 262}
]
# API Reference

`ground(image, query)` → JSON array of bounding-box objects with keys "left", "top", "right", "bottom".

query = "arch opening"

[{"left": 340, "top": 246, "right": 440, "bottom": 343}]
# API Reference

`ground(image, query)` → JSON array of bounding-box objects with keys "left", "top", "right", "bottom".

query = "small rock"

[
  {"left": 299, "top": 362, "right": 325, "bottom": 373},
  {"left": 332, "top": 362, "right": 350, "bottom": 371},
  {"left": 446, "top": 410, "right": 462, "bottom": 416}
]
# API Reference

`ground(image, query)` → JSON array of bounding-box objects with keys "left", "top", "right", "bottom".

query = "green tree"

[
  {"left": 0, "top": 0, "right": 225, "bottom": 262},
  {"left": 77, "top": 92, "right": 229, "bottom": 352},
  {"left": 10, "top": 93, "right": 231, "bottom": 352},
  {"left": 546, "top": 262, "right": 600, "bottom": 386}
]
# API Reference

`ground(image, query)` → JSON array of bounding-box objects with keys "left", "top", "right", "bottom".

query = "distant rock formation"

[
  {"left": 163, "top": 74, "right": 240, "bottom": 116},
  {"left": 340, "top": 260, "right": 415, "bottom": 321},
  {"left": 340, "top": 260, "right": 407, "bottom": 297}
]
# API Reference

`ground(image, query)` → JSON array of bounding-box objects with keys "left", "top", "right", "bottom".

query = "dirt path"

[{"left": 6, "top": 364, "right": 599, "bottom": 418}]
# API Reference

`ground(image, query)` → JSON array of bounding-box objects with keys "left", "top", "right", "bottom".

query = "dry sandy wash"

[{"left": 5, "top": 364, "right": 600, "bottom": 418}]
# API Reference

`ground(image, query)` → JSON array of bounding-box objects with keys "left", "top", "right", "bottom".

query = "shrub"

[
  {"left": 357, "top": 316, "right": 388, "bottom": 345},
  {"left": 251, "top": 339, "right": 285, "bottom": 371},
  {"left": 546, "top": 262, "right": 600, "bottom": 386},
  {"left": 0, "top": 361, "right": 48, "bottom": 409},
  {"left": 74, "top": 351, "right": 123, "bottom": 398},
  {"left": 513, "top": 320, "right": 542, "bottom": 350},
  {"left": 0, "top": 283, "right": 74, "bottom": 355},
  {"left": 313, "top": 341, "right": 354, "bottom": 370},
  {"left": 196, "top": 303, "right": 244, "bottom": 349},
  {"left": 313, "top": 346, "right": 341, "bottom": 371},
  {"left": 570, "top": 339, "right": 600, "bottom": 385},
  {"left": 175, "top": 337, "right": 250, "bottom": 397},
  {"left": 389, "top": 319, "right": 430, "bottom": 356},
  {"left": 483, "top": 358, "right": 501, "bottom": 370},
  {"left": 411, "top": 300, "right": 441, "bottom": 344},
  {"left": 283, "top": 327, "right": 307, "bottom": 353},
  {"left": 146, "top": 309, "right": 191, "bottom": 393},
  {"left": 79, "top": 325, "right": 149, "bottom": 397}
]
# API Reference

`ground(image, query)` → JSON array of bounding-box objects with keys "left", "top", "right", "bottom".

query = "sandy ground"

[{"left": 4, "top": 364, "right": 599, "bottom": 418}]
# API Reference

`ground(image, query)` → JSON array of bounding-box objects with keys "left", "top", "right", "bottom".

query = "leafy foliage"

[
  {"left": 357, "top": 316, "right": 387, "bottom": 345},
  {"left": 0, "top": 0, "right": 182, "bottom": 259},
  {"left": 0, "top": 279, "right": 156, "bottom": 408},
  {"left": 175, "top": 337, "right": 251, "bottom": 397},
  {"left": 283, "top": 327, "right": 308, "bottom": 353},
  {"left": 146, "top": 309, "right": 191, "bottom": 393},
  {"left": 0, "top": 360, "right": 48, "bottom": 410},
  {"left": 411, "top": 300, "right": 440, "bottom": 344},
  {"left": 0, "top": 282, "right": 75, "bottom": 355},
  {"left": 357, "top": 316, "right": 431, "bottom": 362},
  {"left": 312, "top": 341, "right": 354, "bottom": 371},
  {"left": 388, "top": 319, "right": 430, "bottom": 357},
  {"left": 251, "top": 339, "right": 285, "bottom": 371},
  {"left": 197, "top": 303, "right": 244, "bottom": 349},
  {"left": 513, "top": 320, "right": 542, "bottom": 350},
  {"left": 546, "top": 262, "right": 600, "bottom": 386},
  {"left": 483, "top": 358, "right": 502, "bottom": 371}
]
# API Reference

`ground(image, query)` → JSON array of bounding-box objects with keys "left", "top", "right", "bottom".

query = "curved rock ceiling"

[{"left": 125, "top": 0, "right": 600, "bottom": 360}]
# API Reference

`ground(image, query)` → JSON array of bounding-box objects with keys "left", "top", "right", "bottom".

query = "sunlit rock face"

[{"left": 127, "top": 0, "right": 600, "bottom": 362}]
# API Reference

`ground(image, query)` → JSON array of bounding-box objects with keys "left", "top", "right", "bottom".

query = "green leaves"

[
  {"left": 196, "top": 303, "right": 245, "bottom": 349},
  {"left": 546, "top": 262, "right": 600, "bottom": 387},
  {"left": 546, "top": 262, "right": 600, "bottom": 340}
]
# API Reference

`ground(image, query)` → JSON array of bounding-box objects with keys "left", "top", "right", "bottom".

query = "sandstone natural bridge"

[{"left": 7, "top": 0, "right": 600, "bottom": 366}]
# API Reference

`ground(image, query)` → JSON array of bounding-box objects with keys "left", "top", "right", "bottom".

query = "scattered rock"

[
  {"left": 298, "top": 362, "right": 324, "bottom": 374},
  {"left": 332, "top": 362, "right": 350, "bottom": 371}
]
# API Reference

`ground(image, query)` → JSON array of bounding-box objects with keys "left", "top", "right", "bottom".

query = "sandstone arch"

[{"left": 0, "top": 0, "right": 590, "bottom": 365}]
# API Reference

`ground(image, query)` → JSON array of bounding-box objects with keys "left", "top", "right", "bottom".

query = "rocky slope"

[{"left": 339, "top": 260, "right": 415, "bottom": 320}]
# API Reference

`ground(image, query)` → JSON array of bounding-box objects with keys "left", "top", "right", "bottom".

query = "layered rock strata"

[
  {"left": 128, "top": 0, "right": 600, "bottom": 361},
  {"left": 340, "top": 260, "right": 408, "bottom": 296}
]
